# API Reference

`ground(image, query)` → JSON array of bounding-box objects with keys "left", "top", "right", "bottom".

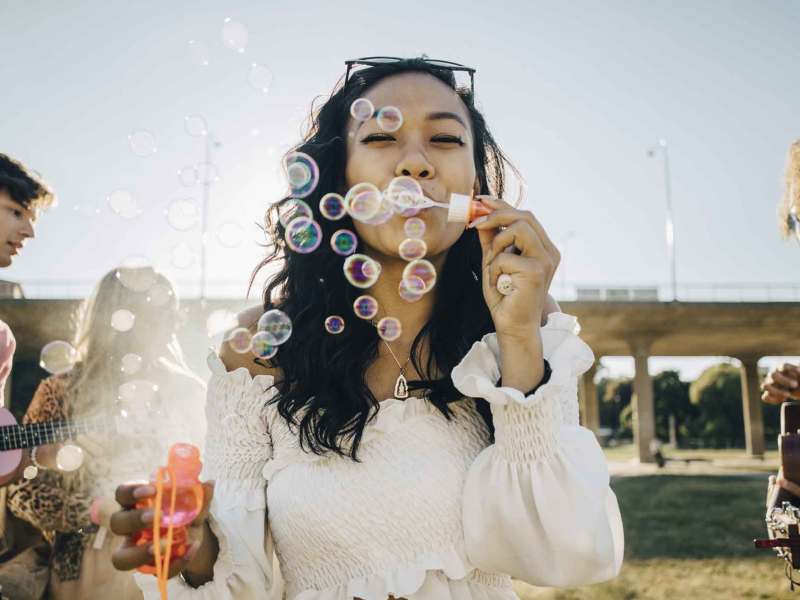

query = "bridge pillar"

[
  {"left": 630, "top": 341, "right": 656, "bottom": 463},
  {"left": 738, "top": 356, "right": 765, "bottom": 458},
  {"left": 579, "top": 362, "right": 600, "bottom": 434}
]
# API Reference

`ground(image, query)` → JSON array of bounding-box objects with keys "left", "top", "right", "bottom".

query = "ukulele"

[
  {"left": 0, "top": 405, "right": 136, "bottom": 478},
  {"left": 754, "top": 401, "right": 800, "bottom": 589}
]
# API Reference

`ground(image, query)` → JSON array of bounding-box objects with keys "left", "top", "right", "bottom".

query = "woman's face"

[{"left": 344, "top": 72, "right": 477, "bottom": 261}]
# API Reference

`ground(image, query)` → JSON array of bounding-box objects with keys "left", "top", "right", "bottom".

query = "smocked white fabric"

[{"left": 134, "top": 312, "right": 624, "bottom": 599}]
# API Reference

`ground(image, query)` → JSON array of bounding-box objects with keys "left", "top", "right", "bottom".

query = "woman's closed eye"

[{"left": 360, "top": 134, "right": 465, "bottom": 146}]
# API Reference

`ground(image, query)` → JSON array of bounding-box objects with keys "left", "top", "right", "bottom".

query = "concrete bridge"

[{"left": 2, "top": 283, "right": 799, "bottom": 463}]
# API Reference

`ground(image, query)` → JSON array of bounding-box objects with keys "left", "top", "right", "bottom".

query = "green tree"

[
  {"left": 688, "top": 363, "right": 744, "bottom": 447},
  {"left": 597, "top": 376, "right": 633, "bottom": 439},
  {"left": 653, "top": 370, "right": 692, "bottom": 445}
]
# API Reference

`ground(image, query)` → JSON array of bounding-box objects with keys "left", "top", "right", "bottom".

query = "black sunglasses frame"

[{"left": 344, "top": 56, "right": 476, "bottom": 94}]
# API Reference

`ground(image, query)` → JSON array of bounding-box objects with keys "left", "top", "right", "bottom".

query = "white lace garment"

[{"left": 135, "top": 312, "right": 624, "bottom": 599}]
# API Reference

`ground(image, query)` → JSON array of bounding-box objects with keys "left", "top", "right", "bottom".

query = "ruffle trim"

[
  {"left": 293, "top": 545, "right": 505, "bottom": 600},
  {"left": 451, "top": 312, "right": 594, "bottom": 408}
]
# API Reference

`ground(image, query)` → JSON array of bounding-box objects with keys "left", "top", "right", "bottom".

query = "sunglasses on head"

[{"left": 344, "top": 56, "right": 476, "bottom": 94}]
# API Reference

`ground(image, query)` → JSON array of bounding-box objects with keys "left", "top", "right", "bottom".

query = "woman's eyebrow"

[
  {"left": 354, "top": 109, "right": 467, "bottom": 132},
  {"left": 425, "top": 111, "right": 467, "bottom": 128}
]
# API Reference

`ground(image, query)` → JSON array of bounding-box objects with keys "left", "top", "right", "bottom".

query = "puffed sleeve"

[
  {"left": 453, "top": 312, "right": 624, "bottom": 587},
  {"left": 133, "top": 352, "right": 284, "bottom": 599}
]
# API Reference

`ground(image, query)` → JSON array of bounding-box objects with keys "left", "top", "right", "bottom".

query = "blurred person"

[
  {"left": 6, "top": 267, "right": 205, "bottom": 600},
  {"left": 110, "top": 57, "right": 622, "bottom": 599},
  {"left": 0, "top": 153, "right": 55, "bottom": 600},
  {"left": 763, "top": 141, "right": 800, "bottom": 495},
  {"left": 0, "top": 152, "right": 55, "bottom": 447}
]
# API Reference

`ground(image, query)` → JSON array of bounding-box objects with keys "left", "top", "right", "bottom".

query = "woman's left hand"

[{"left": 470, "top": 195, "right": 560, "bottom": 341}]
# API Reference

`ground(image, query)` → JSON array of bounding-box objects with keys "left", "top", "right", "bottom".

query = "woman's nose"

[{"left": 396, "top": 153, "right": 435, "bottom": 180}]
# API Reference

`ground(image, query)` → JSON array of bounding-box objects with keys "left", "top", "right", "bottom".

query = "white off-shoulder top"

[{"left": 134, "top": 312, "right": 624, "bottom": 599}]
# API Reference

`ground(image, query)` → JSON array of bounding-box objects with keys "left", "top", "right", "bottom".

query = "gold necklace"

[{"left": 371, "top": 319, "right": 411, "bottom": 399}]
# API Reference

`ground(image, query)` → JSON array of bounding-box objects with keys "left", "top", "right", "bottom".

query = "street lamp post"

[
  {"left": 647, "top": 139, "right": 677, "bottom": 302},
  {"left": 200, "top": 132, "right": 222, "bottom": 303},
  {"left": 558, "top": 230, "right": 577, "bottom": 297}
]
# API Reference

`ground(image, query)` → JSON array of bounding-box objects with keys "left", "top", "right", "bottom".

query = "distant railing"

[
  {"left": 3, "top": 279, "right": 800, "bottom": 303},
  {"left": 553, "top": 282, "right": 800, "bottom": 303}
]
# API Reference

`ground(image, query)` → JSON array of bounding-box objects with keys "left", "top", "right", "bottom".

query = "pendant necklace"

[{"left": 371, "top": 319, "right": 411, "bottom": 399}]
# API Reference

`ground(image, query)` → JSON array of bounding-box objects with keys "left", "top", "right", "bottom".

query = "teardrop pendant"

[{"left": 394, "top": 373, "right": 409, "bottom": 399}]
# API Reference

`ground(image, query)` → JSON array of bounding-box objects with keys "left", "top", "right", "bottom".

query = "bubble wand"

[{"left": 391, "top": 192, "right": 515, "bottom": 295}]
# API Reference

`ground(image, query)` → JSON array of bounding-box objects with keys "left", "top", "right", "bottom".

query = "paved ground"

[{"left": 608, "top": 455, "right": 778, "bottom": 480}]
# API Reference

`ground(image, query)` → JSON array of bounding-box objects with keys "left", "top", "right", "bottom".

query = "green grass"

[{"left": 513, "top": 474, "right": 797, "bottom": 599}]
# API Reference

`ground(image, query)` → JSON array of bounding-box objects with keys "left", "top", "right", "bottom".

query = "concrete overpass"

[
  {"left": 564, "top": 300, "right": 800, "bottom": 462},
  {"left": 2, "top": 290, "right": 800, "bottom": 463}
]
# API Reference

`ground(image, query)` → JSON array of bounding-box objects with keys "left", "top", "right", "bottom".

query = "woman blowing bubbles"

[{"left": 110, "top": 57, "right": 624, "bottom": 599}]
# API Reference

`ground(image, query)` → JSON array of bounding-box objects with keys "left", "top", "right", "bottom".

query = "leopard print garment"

[{"left": 7, "top": 374, "right": 95, "bottom": 582}]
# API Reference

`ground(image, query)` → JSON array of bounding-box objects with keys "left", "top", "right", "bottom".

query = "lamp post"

[
  {"left": 647, "top": 139, "right": 677, "bottom": 302},
  {"left": 558, "top": 230, "right": 577, "bottom": 297},
  {"left": 200, "top": 132, "right": 222, "bottom": 303}
]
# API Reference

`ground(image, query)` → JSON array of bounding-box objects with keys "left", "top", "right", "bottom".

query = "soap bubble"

[
  {"left": 120, "top": 353, "right": 143, "bottom": 375},
  {"left": 56, "top": 444, "right": 84, "bottom": 472},
  {"left": 402, "top": 259, "right": 437, "bottom": 293},
  {"left": 226, "top": 327, "right": 253, "bottom": 354},
  {"left": 343, "top": 254, "right": 382, "bottom": 289},
  {"left": 283, "top": 152, "right": 319, "bottom": 198},
  {"left": 222, "top": 17, "right": 248, "bottom": 53},
  {"left": 376, "top": 106, "right": 403, "bottom": 132},
  {"left": 146, "top": 282, "right": 174, "bottom": 307},
  {"left": 399, "top": 276, "right": 426, "bottom": 302},
  {"left": 404, "top": 217, "right": 426, "bottom": 238},
  {"left": 398, "top": 238, "right": 427, "bottom": 261},
  {"left": 377, "top": 317, "right": 402, "bottom": 342},
  {"left": 319, "top": 193, "right": 346, "bottom": 220},
  {"left": 111, "top": 309, "right": 136, "bottom": 332},
  {"left": 217, "top": 222, "right": 245, "bottom": 248},
  {"left": 128, "top": 130, "right": 157, "bottom": 157},
  {"left": 197, "top": 163, "right": 219, "bottom": 184},
  {"left": 40, "top": 341, "right": 77, "bottom": 375},
  {"left": 251, "top": 331, "right": 278, "bottom": 359},
  {"left": 171, "top": 242, "right": 196, "bottom": 269},
  {"left": 117, "top": 380, "right": 160, "bottom": 414},
  {"left": 324, "top": 315, "right": 345, "bottom": 335},
  {"left": 184, "top": 114, "right": 208, "bottom": 137},
  {"left": 353, "top": 295, "right": 379, "bottom": 319},
  {"left": 278, "top": 199, "right": 313, "bottom": 228},
  {"left": 362, "top": 194, "right": 395, "bottom": 225},
  {"left": 72, "top": 200, "right": 102, "bottom": 218},
  {"left": 249, "top": 63, "right": 273, "bottom": 93},
  {"left": 187, "top": 39, "right": 210, "bottom": 66},
  {"left": 257, "top": 309, "right": 293, "bottom": 345},
  {"left": 166, "top": 199, "right": 199, "bottom": 231},
  {"left": 107, "top": 189, "right": 141, "bottom": 219},
  {"left": 23, "top": 465, "right": 38, "bottom": 480},
  {"left": 196, "top": 161, "right": 219, "bottom": 184},
  {"left": 330, "top": 229, "right": 358, "bottom": 256},
  {"left": 206, "top": 309, "right": 238, "bottom": 338},
  {"left": 285, "top": 217, "right": 322, "bottom": 254},
  {"left": 345, "top": 183, "right": 382, "bottom": 222},
  {"left": 386, "top": 176, "right": 425, "bottom": 217},
  {"left": 115, "top": 258, "right": 156, "bottom": 292},
  {"left": 350, "top": 98, "right": 374, "bottom": 121},
  {"left": 178, "top": 166, "right": 198, "bottom": 187}
]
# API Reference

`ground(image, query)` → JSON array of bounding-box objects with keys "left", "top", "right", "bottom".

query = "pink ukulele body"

[{"left": 0, "top": 407, "right": 23, "bottom": 478}]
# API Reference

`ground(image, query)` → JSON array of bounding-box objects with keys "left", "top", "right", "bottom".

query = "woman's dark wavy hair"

[{"left": 251, "top": 58, "right": 514, "bottom": 460}]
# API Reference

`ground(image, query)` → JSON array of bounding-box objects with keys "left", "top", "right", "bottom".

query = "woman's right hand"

[
  {"left": 761, "top": 363, "right": 800, "bottom": 405},
  {"left": 110, "top": 480, "right": 215, "bottom": 581}
]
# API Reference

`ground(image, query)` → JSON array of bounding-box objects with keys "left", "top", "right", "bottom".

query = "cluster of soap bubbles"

[
  {"left": 223, "top": 308, "right": 294, "bottom": 361},
  {"left": 270, "top": 99, "right": 442, "bottom": 342}
]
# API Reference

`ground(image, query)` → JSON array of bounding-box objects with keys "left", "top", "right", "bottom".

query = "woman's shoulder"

[{"left": 217, "top": 304, "right": 283, "bottom": 382}]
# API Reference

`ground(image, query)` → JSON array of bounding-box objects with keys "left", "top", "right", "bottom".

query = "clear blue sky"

[{"left": 2, "top": 0, "right": 798, "bottom": 379}]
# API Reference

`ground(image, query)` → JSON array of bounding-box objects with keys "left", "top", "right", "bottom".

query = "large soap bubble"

[
  {"left": 257, "top": 309, "right": 293, "bottom": 345},
  {"left": 343, "top": 254, "right": 382, "bottom": 289},
  {"left": 40, "top": 341, "right": 77, "bottom": 375}
]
